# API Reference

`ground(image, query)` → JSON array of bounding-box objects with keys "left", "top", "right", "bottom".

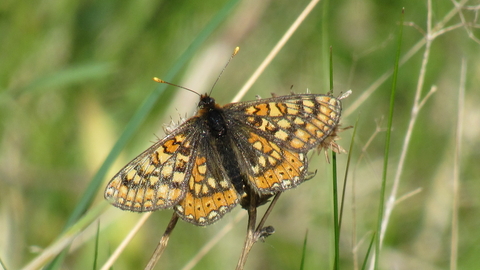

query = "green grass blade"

[
  {"left": 14, "top": 62, "right": 116, "bottom": 97},
  {"left": 374, "top": 8, "right": 404, "bottom": 269},
  {"left": 43, "top": 0, "right": 241, "bottom": 269},
  {"left": 361, "top": 232, "right": 376, "bottom": 270},
  {"left": 322, "top": 0, "right": 330, "bottom": 92},
  {"left": 21, "top": 202, "right": 109, "bottom": 270},
  {"left": 299, "top": 230, "right": 309, "bottom": 270},
  {"left": 329, "top": 43, "right": 339, "bottom": 270},
  {"left": 332, "top": 149, "right": 339, "bottom": 270},
  {"left": 338, "top": 116, "right": 359, "bottom": 229},
  {"left": 93, "top": 221, "right": 100, "bottom": 270}
]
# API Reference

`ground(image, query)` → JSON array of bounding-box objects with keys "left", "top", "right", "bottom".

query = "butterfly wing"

[
  {"left": 174, "top": 136, "right": 239, "bottom": 226},
  {"left": 231, "top": 129, "right": 310, "bottom": 194},
  {"left": 224, "top": 94, "right": 342, "bottom": 194},
  {"left": 104, "top": 114, "right": 240, "bottom": 225},
  {"left": 104, "top": 123, "right": 199, "bottom": 212}
]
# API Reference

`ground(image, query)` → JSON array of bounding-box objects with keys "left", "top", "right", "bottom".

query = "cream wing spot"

[
  {"left": 253, "top": 141, "right": 263, "bottom": 150},
  {"left": 126, "top": 170, "right": 136, "bottom": 182},
  {"left": 274, "top": 129, "right": 289, "bottom": 140},
  {"left": 197, "top": 163, "right": 207, "bottom": 174},
  {"left": 207, "top": 177, "right": 217, "bottom": 189},
  {"left": 268, "top": 103, "right": 283, "bottom": 116},
  {"left": 132, "top": 174, "right": 142, "bottom": 185},
  {"left": 201, "top": 184, "right": 209, "bottom": 194},
  {"left": 258, "top": 156, "right": 266, "bottom": 167},
  {"left": 302, "top": 99, "right": 314, "bottom": 107},
  {"left": 161, "top": 162, "right": 174, "bottom": 179},
  {"left": 294, "top": 117, "right": 305, "bottom": 125},
  {"left": 277, "top": 119, "right": 291, "bottom": 129}
]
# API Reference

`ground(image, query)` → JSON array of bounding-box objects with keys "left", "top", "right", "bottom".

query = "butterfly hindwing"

[
  {"left": 227, "top": 128, "right": 308, "bottom": 194},
  {"left": 174, "top": 139, "right": 239, "bottom": 226}
]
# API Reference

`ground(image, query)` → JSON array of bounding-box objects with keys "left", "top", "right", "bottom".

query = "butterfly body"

[{"left": 105, "top": 93, "right": 343, "bottom": 226}]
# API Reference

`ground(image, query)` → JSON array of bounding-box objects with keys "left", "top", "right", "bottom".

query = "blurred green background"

[{"left": 1, "top": 0, "right": 479, "bottom": 269}]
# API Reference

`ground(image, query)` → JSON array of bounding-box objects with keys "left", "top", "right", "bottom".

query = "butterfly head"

[{"left": 198, "top": 94, "right": 217, "bottom": 110}]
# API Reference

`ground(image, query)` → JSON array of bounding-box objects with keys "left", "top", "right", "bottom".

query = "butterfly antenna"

[
  {"left": 153, "top": 77, "right": 201, "bottom": 96},
  {"left": 208, "top": 47, "right": 240, "bottom": 96}
]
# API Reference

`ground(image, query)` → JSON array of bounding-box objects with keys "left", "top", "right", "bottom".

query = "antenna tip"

[
  {"left": 153, "top": 77, "right": 165, "bottom": 83},
  {"left": 233, "top": 47, "right": 240, "bottom": 56}
]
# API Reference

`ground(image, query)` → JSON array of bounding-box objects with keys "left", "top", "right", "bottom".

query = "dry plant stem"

[
  {"left": 100, "top": 212, "right": 152, "bottom": 270},
  {"left": 232, "top": 0, "right": 321, "bottom": 103},
  {"left": 236, "top": 195, "right": 258, "bottom": 270},
  {"left": 145, "top": 213, "right": 180, "bottom": 270},
  {"left": 394, "top": 188, "right": 423, "bottom": 206},
  {"left": 451, "top": 0, "right": 480, "bottom": 44},
  {"left": 355, "top": 1, "right": 470, "bottom": 269},
  {"left": 256, "top": 193, "right": 281, "bottom": 231},
  {"left": 372, "top": 0, "right": 471, "bottom": 266},
  {"left": 236, "top": 193, "right": 281, "bottom": 270},
  {"left": 450, "top": 58, "right": 466, "bottom": 270},
  {"left": 345, "top": 0, "right": 469, "bottom": 117},
  {"left": 377, "top": 0, "right": 435, "bottom": 251}
]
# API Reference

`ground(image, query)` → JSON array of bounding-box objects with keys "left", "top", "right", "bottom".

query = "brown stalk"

[
  {"left": 144, "top": 213, "right": 179, "bottom": 270},
  {"left": 236, "top": 193, "right": 281, "bottom": 270}
]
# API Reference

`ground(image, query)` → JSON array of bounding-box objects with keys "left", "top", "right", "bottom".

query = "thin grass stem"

[
  {"left": 370, "top": 2, "right": 472, "bottom": 269},
  {"left": 339, "top": 116, "right": 358, "bottom": 229},
  {"left": 93, "top": 221, "right": 100, "bottom": 270},
  {"left": 450, "top": 58, "right": 466, "bottom": 270},
  {"left": 100, "top": 212, "right": 152, "bottom": 270},
  {"left": 232, "top": 0, "right": 322, "bottom": 102},
  {"left": 373, "top": 8, "right": 404, "bottom": 270},
  {"left": 299, "top": 230, "right": 309, "bottom": 270}
]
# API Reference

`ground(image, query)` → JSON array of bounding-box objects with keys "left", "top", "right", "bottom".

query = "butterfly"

[{"left": 104, "top": 89, "right": 346, "bottom": 226}]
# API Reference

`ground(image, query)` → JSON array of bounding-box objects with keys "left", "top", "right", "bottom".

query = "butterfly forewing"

[
  {"left": 104, "top": 126, "right": 199, "bottom": 211},
  {"left": 224, "top": 94, "right": 342, "bottom": 152}
]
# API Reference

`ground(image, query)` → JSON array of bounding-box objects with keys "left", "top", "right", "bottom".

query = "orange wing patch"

[
  {"left": 176, "top": 188, "right": 238, "bottom": 226},
  {"left": 174, "top": 155, "right": 239, "bottom": 226},
  {"left": 244, "top": 131, "right": 307, "bottom": 194}
]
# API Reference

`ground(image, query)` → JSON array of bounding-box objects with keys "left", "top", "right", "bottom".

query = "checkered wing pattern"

[
  {"left": 224, "top": 94, "right": 342, "bottom": 194},
  {"left": 105, "top": 92, "right": 345, "bottom": 226},
  {"left": 104, "top": 126, "right": 196, "bottom": 211},
  {"left": 174, "top": 139, "right": 239, "bottom": 226},
  {"left": 105, "top": 118, "right": 240, "bottom": 226}
]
